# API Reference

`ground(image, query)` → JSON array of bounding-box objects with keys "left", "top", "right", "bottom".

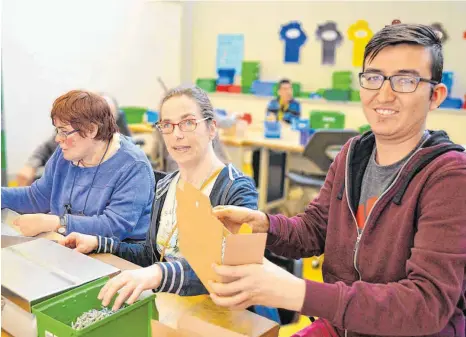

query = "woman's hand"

[
  {"left": 98, "top": 265, "right": 163, "bottom": 311},
  {"left": 59, "top": 232, "right": 98, "bottom": 254},
  {"left": 14, "top": 214, "right": 59, "bottom": 236}
]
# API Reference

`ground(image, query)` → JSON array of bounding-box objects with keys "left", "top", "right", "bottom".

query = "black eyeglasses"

[
  {"left": 55, "top": 128, "right": 80, "bottom": 140},
  {"left": 359, "top": 72, "right": 438, "bottom": 93},
  {"left": 155, "top": 117, "right": 210, "bottom": 134}
]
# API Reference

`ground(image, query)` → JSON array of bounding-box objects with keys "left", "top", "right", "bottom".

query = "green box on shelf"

[
  {"left": 350, "top": 90, "right": 361, "bottom": 101},
  {"left": 241, "top": 78, "right": 259, "bottom": 87},
  {"left": 196, "top": 78, "right": 217, "bottom": 92},
  {"left": 242, "top": 61, "right": 260, "bottom": 69},
  {"left": 299, "top": 91, "right": 311, "bottom": 98},
  {"left": 332, "top": 71, "right": 352, "bottom": 81},
  {"left": 332, "top": 82, "right": 352, "bottom": 90},
  {"left": 316, "top": 88, "right": 326, "bottom": 97},
  {"left": 309, "top": 110, "right": 345, "bottom": 130},
  {"left": 120, "top": 106, "right": 148, "bottom": 124},
  {"left": 242, "top": 72, "right": 259, "bottom": 80},
  {"left": 359, "top": 124, "right": 371, "bottom": 134},
  {"left": 32, "top": 277, "right": 157, "bottom": 337},
  {"left": 323, "top": 89, "right": 351, "bottom": 101},
  {"left": 241, "top": 86, "right": 252, "bottom": 94},
  {"left": 273, "top": 82, "right": 301, "bottom": 97}
]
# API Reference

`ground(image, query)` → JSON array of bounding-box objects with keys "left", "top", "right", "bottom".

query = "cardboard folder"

[{"left": 176, "top": 181, "right": 267, "bottom": 293}]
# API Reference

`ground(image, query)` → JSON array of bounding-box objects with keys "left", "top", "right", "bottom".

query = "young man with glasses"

[{"left": 209, "top": 24, "right": 466, "bottom": 337}]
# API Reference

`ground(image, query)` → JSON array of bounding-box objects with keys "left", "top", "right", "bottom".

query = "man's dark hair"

[
  {"left": 278, "top": 78, "right": 292, "bottom": 89},
  {"left": 363, "top": 24, "right": 443, "bottom": 83}
]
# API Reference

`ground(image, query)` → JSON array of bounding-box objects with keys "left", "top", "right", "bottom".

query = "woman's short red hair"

[{"left": 51, "top": 90, "right": 118, "bottom": 141}]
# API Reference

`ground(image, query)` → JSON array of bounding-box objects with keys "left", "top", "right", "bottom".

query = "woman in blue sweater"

[
  {"left": 60, "top": 85, "right": 280, "bottom": 323},
  {"left": 1, "top": 90, "right": 154, "bottom": 241}
]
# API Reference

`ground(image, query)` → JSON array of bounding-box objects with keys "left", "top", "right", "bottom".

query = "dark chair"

[
  {"left": 252, "top": 150, "right": 287, "bottom": 203},
  {"left": 287, "top": 129, "right": 360, "bottom": 188}
]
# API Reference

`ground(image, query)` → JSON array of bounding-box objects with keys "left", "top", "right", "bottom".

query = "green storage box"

[
  {"left": 120, "top": 107, "right": 148, "bottom": 124},
  {"left": 359, "top": 124, "right": 371, "bottom": 134},
  {"left": 332, "top": 82, "right": 352, "bottom": 90},
  {"left": 309, "top": 110, "right": 345, "bottom": 129},
  {"left": 350, "top": 90, "right": 361, "bottom": 101},
  {"left": 323, "top": 89, "right": 351, "bottom": 101},
  {"left": 196, "top": 78, "right": 217, "bottom": 93},
  {"left": 299, "top": 91, "right": 311, "bottom": 98},
  {"left": 241, "top": 86, "right": 252, "bottom": 94},
  {"left": 241, "top": 61, "right": 260, "bottom": 69},
  {"left": 332, "top": 71, "right": 352, "bottom": 81},
  {"left": 32, "top": 277, "right": 157, "bottom": 337},
  {"left": 316, "top": 88, "right": 326, "bottom": 97}
]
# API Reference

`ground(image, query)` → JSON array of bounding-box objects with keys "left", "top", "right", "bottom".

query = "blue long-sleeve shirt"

[{"left": 1, "top": 135, "right": 154, "bottom": 240}]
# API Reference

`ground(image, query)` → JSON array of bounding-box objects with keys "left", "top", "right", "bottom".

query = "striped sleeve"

[
  {"left": 153, "top": 261, "right": 185, "bottom": 295},
  {"left": 95, "top": 236, "right": 117, "bottom": 254}
]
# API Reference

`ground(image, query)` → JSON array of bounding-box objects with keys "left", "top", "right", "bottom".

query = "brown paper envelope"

[
  {"left": 178, "top": 315, "right": 247, "bottom": 337},
  {"left": 223, "top": 233, "right": 267, "bottom": 266},
  {"left": 176, "top": 182, "right": 224, "bottom": 293}
]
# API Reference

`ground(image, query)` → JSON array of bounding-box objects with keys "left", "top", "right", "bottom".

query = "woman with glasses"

[
  {"left": 1, "top": 90, "right": 154, "bottom": 241},
  {"left": 59, "top": 85, "right": 280, "bottom": 323},
  {"left": 15, "top": 93, "right": 133, "bottom": 186}
]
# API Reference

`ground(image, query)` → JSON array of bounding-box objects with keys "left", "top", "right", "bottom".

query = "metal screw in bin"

[{"left": 72, "top": 305, "right": 127, "bottom": 330}]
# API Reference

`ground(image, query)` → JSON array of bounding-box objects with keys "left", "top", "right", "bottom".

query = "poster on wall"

[
  {"left": 347, "top": 20, "right": 373, "bottom": 67},
  {"left": 216, "top": 34, "right": 244, "bottom": 75},
  {"left": 279, "top": 21, "right": 307, "bottom": 63},
  {"left": 315, "top": 21, "right": 343, "bottom": 65}
]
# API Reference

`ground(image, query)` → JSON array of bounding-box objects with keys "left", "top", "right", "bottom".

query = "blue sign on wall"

[{"left": 216, "top": 34, "right": 244, "bottom": 75}]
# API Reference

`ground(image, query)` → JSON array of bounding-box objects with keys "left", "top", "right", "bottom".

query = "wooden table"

[{"left": 220, "top": 126, "right": 305, "bottom": 211}]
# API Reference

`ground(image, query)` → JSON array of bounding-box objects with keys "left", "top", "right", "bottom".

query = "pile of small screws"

[{"left": 71, "top": 305, "right": 127, "bottom": 330}]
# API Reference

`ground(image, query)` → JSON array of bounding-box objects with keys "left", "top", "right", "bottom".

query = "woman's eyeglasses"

[
  {"left": 55, "top": 129, "right": 80, "bottom": 140},
  {"left": 155, "top": 117, "right": 210, "bottom": 134}
]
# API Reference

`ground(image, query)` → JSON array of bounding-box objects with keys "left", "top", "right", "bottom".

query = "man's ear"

[{"left": 429, "top": 83, "right": 448, "bottom": 110}]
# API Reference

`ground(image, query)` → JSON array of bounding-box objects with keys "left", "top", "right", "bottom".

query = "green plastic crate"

[
  {"left": 242, "top": 61, "right": 260, "bottom": 69},
  {"left": 332, "top": 71, "right": 352, "bottom": 81},
  {"left": 32, "top": 277, "right": 157, "bottom": 337},
  {"left": 332, "top": 82, "right": 352, "bottom": 90},
  {"left": 350, "top": 90, "right": 361, "bottom": 101},
  {"left": 316, "top": 88, "right": 326, "bottom": 97},
  {"left": 241, "top": 72, "right": 260, "bottom": 80},
  {"left": 309, "top": 110, "right": 345, "bottom": 129},
  {"left": 120, "top": 107, "right": 148, "bottom": 124},
  {"left": 241, "top": 86, "right": 252, "bottom": 94},
  {"left": 359, "top": 124, "right": 371, "bottom": 134},
  {"left": 323, "top": 89, "right": 351, "bottom": 101},
  {"left": 299, "top": 91, "right": 311, "bottom": 98},
  {"left": 196, "top": 78, "right": 217, "bottom": 93}
]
